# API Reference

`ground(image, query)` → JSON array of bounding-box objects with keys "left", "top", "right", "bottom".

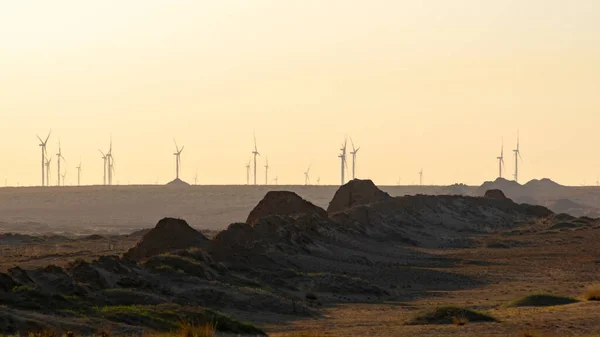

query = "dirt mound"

[
  {"left": 327, "top": 179, "right": 391, "bottom": 214},
  {"left": 484, "top": 189, "right": 508, "bottom": 200},
  {"left": 246, "top": 191, "right": 327, "bottom": 226},
  {"left": 165, "top": 178, "right": 190, "bottom": 187},
  {"left": 123, "top": 218, "right": 209, "bottom": 262}
]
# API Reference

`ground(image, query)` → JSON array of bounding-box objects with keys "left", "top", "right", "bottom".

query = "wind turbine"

[
  {"left": 173, "top": 139, "right": 184, "bottom": 180},
  {"left": 76, "top": 161, "right": 82, "bottom": 186},
  {"left": 513, "top": 131, "right": 522, "bottom": 182},
  {"left": 264, "top": 157, "right": 269, "bottom": 185},
  {"left": 194, "top": 171, "right": 198, "bottom": 185},
  {"left": 56, "top": 140, "right": 65, "bottom": 187},
  {"left": 245, "top": 159, "right": 251, "bottom": 185},
  {"left": 304, "top": 164, "right": 311, "bottom": 186},
  {"left": 45, "top": 157, "right": 52, "bottom": 187},
  {"left": 338, "top": 138, "right": 348, "bottom": 185},
  {"left": 418, "top": 169, "right": 423, "bottom": 186},
  {"left": 99, "top": 150, "right": 107, "bottom": 185},
  {"left": 106, "top": 138, "right": 115, "bottom": 185},
  {"left": 252, "top": 134, "right": 260, "bottom": 185},
  {"left": 497, "top": 139, "right": 505, "bottom": 178},
  {"left": 316, "top": 177, "right": 320, "bottom": 185},
  {"left": 272, "top": 176, "right": 278, "bottom": 185},
  {"left": 37, "top": 131, "right": 51, "bottom": 187},
  {"left": 350, "top": 138, "right": 360, "bottom": 180},
  {"left": 61, "top": 172, "right": 67, "bottom": 187}
]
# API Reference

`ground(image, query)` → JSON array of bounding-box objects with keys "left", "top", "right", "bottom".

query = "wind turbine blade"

[
  {"left": 180, "top": 146, "right": 184, "bottom": 153},
  {"left": 37, "top": 135, "right": 44, "bottom": 143},
  {"left": 350, "top": 137, "right": 355, "bottom": 152},
  {"left": 45, "top": 131, "right": 51, "bottom": 144}
]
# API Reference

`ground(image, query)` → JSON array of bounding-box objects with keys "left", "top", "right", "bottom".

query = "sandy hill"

[
  {"left": 123, "top": 217, "right": 209, "bottom": 261},
  {"left": 246, "top": 190, "right": 327, "bottom": 226}
]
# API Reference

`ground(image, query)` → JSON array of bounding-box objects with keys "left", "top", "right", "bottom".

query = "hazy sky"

[{"left": 1, "top": 1, "right": 600, "bottom": 186}]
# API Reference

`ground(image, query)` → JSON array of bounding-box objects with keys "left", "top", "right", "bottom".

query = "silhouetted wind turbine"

[
  {"left": 304, "top": 164, "right": 311, "bottom": 186},
  {"left": 106, "top": 138, "right": 115, "bottom": 185},
  {"left": 497, "top": 139, "right": 505, "bottom": 178},
  {"left": 45, "top": 157, "right": 52, "bottom": 187},
  {"left": 338, "top": 138, "right": 348, "bottom": 185},
  {"left": 419, "top": 169, "right": 423, "bottom": 186},
  {"left": 316, "top": 177, "right": 320, "bottom": 185},
  {"left": 76, "top": 161, "right": 82, "bottom": 186},
  {"left": 37, "top": 131, "right": 51, "bottom": 186},
  {"left": 245, "top": 159, "right": 251, "bottom": 185},
  {"left": 173, "top": 140, "right": 184, "bottom": 180},
  {"left": 264, "top": 157, "right": 269, "bottom": 185},
  {"left": 252, "top": 134, "right": 260, "bottom": 185},
  {"left": 99, "top": 150, "right": 107, "bottom": 185},
  {"left": 272, "top": 176, "right": 278, "bottom": 185},
  {"left": 56, "top": 140, "right": 65, "bottom": 186},
  {"left": 513, "top": 131, "right": 522, "bottom": 182},
  {"left": 350, "top": 138, "right": 360, "bottom": 180},
  {"left": 194, "top": 171, "right": 198, "bottom": 185}
]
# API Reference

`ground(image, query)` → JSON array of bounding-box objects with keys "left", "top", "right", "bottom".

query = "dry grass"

[
  {"left": 280, "top": 333, "right": 336, "bottom": 337},
  {"left": 406, "top": 306, "right": 496, "bottom": 325},
  {"left": 584, "top": 284, "right": 600, "bottom": 301},
  {"left": 451, "top": 313, "right": 469, "bottom": 326},
  {"left": 177, "top": 322, "right": 217, "bottom": 337},
  {"left": 504, "top": 294, "right": 579, "bottom": 308}
]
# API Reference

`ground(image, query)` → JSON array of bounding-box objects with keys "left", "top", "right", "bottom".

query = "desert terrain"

[{"left": 1, "top": 180, "right": 600, "bottom": 336}]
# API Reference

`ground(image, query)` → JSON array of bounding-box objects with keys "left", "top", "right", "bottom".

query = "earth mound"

[
  {"left": 166, "top": 178, "right": 190, "bottom": 187},
  {"left": 246, "top": 191, "right": 327, "bottom": 226},
  {"left": 123, "top": 218, "right": 209, "bottom": 262},
  {"left": 484, "top": 189, "right": 508, "bottom": 200},
  {"left": 327, "top": 179, "right": 391, "bottom": 214}
]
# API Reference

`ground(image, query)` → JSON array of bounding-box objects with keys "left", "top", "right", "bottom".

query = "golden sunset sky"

[{"left": 1, "top": 1, "right": 599, "bottom": 186}]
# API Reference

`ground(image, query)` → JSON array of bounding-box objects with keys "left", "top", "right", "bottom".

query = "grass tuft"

[
  {"left": 505, "top": 294, "right": 579, "bottom": 308},
  {"left": 584, "top": 284, "right": 600, "bottom": 301},
  {"left": 406, "top": 306, "right": 496, "bottom": 325}
]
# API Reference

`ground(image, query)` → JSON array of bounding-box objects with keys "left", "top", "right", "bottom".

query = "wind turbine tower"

[
  {"left": 497, "top": 139, "right": 505, "bottom": 178},
  {"left": 252, "top": 134, "right": 260, "bottom": 185},
  {"left": 419, "top": 169, "right": 423, "bottom": 186},
  {"left": 106, "top": 138, "right": 115, "bottom": 185},
  {"left": 45, "top": 157, "right": 52, "bottom": 187},
  {"left": 304, "top": 164, "right": 311, "bottom": 186},
  {"left": 99, "top": 150, "right": 107, "bottom": 185},
  {"left": 338, "top": 138, "right": 347, "bottom": 185},
  {"left": 245, "top": 159, "right": 251, "bottom": 185},
  {"left": 76, "top": 162, "right": 82, "bottom": 186},
  {"left": 173, "top": 140, "right": 184, "bottom": 180},
  {"left": 513, "top": 132, "right": 522, "bottom": 182},
  {"left": 56, "top": 141, "right": 65, "bottom": 187},
  {"left": 37, "top": 132, "right": 51, "bottom": 186},
  {"left": 264, "top": 157, "right": 269, "bottom": 185},
  {"left": 350, "top": 138, "right": 360, "bottom": 180}
]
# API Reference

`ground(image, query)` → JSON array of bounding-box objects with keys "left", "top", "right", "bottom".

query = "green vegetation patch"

[
  {"left": 94, "top": 304, "right": 266, "bottom": 335},
  {"left": 406, "top": 306, "right": 497, "bottom": 325},
  {"left": 505, "top": 294, "right": 579, "bottom": 308}
]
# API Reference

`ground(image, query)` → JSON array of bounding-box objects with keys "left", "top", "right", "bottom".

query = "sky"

[{"left": 1, "top": 0, "right": 600, "bottom": 186}]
